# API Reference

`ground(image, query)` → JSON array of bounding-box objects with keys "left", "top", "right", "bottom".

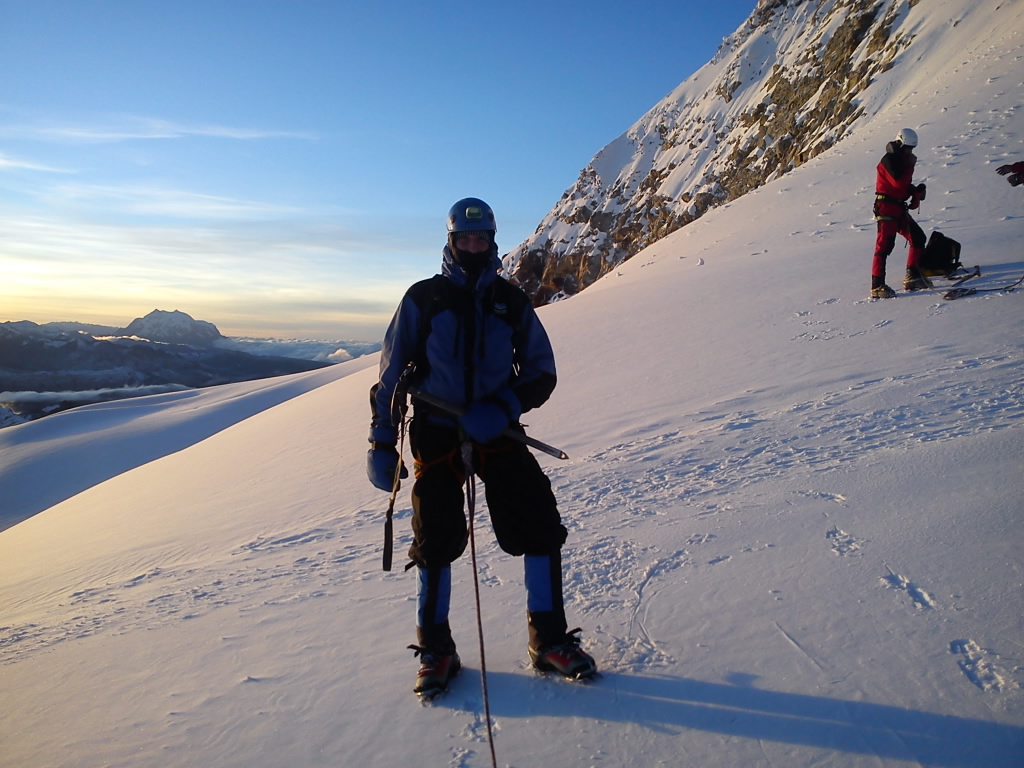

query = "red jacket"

[{"left": 875, "top": 148, "right": 918, "bottom": 218}]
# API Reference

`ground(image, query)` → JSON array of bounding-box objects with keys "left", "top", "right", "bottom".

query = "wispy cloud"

[
  {"left": 49, "top": 182, "right": 309, "bottom": 220},
  {"left": 0, "top": 151, "right": 74, "bottom": 173},
  {"left": 2, "top": 114, "right": 318, "bottom": 144},
  {"left": 0, "top": 209, "right": 409, "bottom": 338}
]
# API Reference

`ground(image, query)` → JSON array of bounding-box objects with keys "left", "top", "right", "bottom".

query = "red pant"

[{"left": 873, "top": 213, "right": 925, "bottom": 278}]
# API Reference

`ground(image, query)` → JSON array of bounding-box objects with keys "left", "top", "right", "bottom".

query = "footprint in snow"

[
  {"left": 826, "top": 526, "right": 862, "bottom": 556},
  {"left": 880, "top": 566, "right": 937, "bottom": 610},
  {"left": 949, "top": 639, "right": 1011, "bottom": 692}
]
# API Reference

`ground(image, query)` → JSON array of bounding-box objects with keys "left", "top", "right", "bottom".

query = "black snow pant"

[{"left": 408, "top": 416, "right": 569, "bottom": 652}]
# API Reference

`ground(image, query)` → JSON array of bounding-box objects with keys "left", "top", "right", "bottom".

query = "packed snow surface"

[{"left": 2, "top": 1, "right": 1023, "bottom": 765}]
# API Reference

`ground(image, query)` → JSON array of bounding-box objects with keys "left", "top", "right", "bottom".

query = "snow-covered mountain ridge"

[
  {"left": 503, "top": 0, "right": 1008, "bottom": 304},
  {"left": 0, "top": 310, "right": 380, "bottom": 425}
]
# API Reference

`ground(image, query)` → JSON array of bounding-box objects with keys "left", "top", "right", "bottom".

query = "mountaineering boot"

[
  {"left": 409, "top": 645, "right": 461, "bottom": 697},
  {"left": 524, "top": 553, "right": 595, "bottom": 678},
  {"left": 903, "top": 267, "right": 933, "bottom": 291},
  {"left": 529, "top": 628, "right": 598, "bottom": 679},
  {"left": 412, "top": 565, "right": 459, "bottom": 697},
  {"left": 870, "top": 284, "right": 897, "bottom": 299}
]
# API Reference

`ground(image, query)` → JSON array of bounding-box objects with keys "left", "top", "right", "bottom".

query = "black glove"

[
  {"left": 915, "top": 183, "right": 926, "bottom": 201},
  {"left": 367, "top": 443, "right": 407, "bottom": 491}
]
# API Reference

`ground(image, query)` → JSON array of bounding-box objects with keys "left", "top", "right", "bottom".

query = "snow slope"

[
  {"left": 2, "top": 1, "right": 1023, "bottom": 766},
  {"left": 0, "top": 356, "right": 378, "bottom": 532}
]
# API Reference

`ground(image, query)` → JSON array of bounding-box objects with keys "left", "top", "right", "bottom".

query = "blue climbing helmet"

[
  {"left": 446, "top": 197, "right": 498, "bottom": 274},
  {"left": 447, "top": 197, "right": 497, "bottom": 235}
]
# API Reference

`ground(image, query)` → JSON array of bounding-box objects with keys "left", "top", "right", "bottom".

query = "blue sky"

[{"left": 1, "top": 0, "right": 755, "bottom": 340}]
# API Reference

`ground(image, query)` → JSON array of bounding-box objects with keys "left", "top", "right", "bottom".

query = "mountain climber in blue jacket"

[{"left": 367, "top": 197, "right": 597, "bottom": 696}]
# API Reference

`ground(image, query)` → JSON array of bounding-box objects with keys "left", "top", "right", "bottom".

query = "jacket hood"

[{"left": 440, "top": 245, "right": 502, "bottom": 291}]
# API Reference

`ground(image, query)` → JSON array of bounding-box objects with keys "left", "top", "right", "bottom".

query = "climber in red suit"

[{"left": 870, "top": 128, "right": 930, "bottom": 298}]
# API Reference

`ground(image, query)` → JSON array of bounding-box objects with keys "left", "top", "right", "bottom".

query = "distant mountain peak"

[{"left": 122, "top": 309, "right": 224, "bottom": 346}]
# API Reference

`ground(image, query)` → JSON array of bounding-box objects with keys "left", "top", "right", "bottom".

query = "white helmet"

[{"left": 897, "top": 128, "right": 919, "bottom": 148}]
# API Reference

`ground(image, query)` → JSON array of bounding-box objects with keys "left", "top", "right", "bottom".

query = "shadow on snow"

[{"left": 444, "top": 671, "right": 1024, "bottom": 766}]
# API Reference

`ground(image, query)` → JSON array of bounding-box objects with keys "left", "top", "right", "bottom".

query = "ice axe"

[{"left": 407, "top": 387, "right": 569, "bottom": 460}]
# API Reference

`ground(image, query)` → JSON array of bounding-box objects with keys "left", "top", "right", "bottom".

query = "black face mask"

[
  {"left": 449, "top": 233, "right": 497, "bottom": 276},
  {"left": 453, "top": 248, "right": 495, "bottom": 274}
]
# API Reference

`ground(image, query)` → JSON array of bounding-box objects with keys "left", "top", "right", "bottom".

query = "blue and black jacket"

[{"left": 369, "top": 245, "right": 557, "bottom": 444}]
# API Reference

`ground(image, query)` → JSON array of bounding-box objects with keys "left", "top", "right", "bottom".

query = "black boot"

[
  {"left": 411, "top": 622, "right": 458, "bottom": 696},
  {"left": 529, "top": 627, "right": 597, "bottom": 679},
  {"left": 903, "top": 266, "right": 933, "bottom": 291},
  {"left": 412, "top": 567, "right": 458, "bottom": 696},
  {"left": 409, "top": 641, "right": 460, "bottom": 697},
  {"left": 524, "top": 551, "right": 596, "bottom": 677},
  {"left": 870, "top": 275, "right": 896, "bottom": 299},
  {"left": 525, "top": 553, "right": 568, "bottom": 651}
]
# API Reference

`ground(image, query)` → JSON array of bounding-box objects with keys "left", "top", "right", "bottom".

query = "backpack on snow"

[{"left": 920, "top": 231, "right": 964, "bottom": 277}]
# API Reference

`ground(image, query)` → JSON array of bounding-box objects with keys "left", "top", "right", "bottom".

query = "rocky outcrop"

[{"left": 503, "top": 0, "right": 916, "bottom": 305}]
